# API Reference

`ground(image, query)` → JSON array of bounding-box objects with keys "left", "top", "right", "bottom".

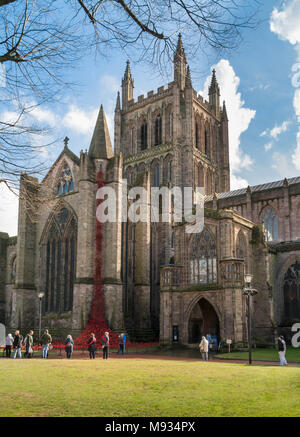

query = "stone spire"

[
  {"left": 122, "top": 60, "right": 134, "bottom": 109},
  {"left": 88, "top": 104, "right": 113, "bottom": 160},
  {"left": 221, "top": 100, "right": 228, "bottom": 122},
  {"left": 174, "top": 33, "right": 187, "bottom": 91},
  {"left": 115, "top": 91, "right": 121, "bottom": 111},
  {"left": 185, "top": 65, "right": 192, "bottom": 88},
  {"left": 209, "top": 68, "right": 220, "bottom": 117}
]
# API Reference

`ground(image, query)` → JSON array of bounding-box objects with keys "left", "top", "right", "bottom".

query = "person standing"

[
  {"left": 5, "top": 333, "right": 13, "bottom": 358},
  {"left": 13, "top": 330, "right": 23, "bottom": 359},
  {"left": 65, "top": 335, "right": 74, "bottom": 359},
  {"left": 199, "top": 336, "right": 209, "bottom": 361},
  {"left": 24, "top": 330, "right": 34, "bottom": 358},
  {"left": 118, "top": 333, "right": 124, "bottom": 355},
  {"left": 278, "top": 335, "right": 288, "bottom": 366},
  {"left": 122, "top": 332, "right": 127, "bottom": 354},
  {"left": 41, "top": 329, "right": 52, "bottom": 359},
  {"left": 87, "top": 333, "right": 96, "bottom": 359},
  {"left": 100, "top": 332, "right": 109, "bottom": 359}
]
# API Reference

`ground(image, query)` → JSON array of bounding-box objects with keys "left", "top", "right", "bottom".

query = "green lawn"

[
  {"left": 217, "top": 346, "right": 300, "bottom": 362},
  {"left": 0, "top": 358, "right": 299, "bottom": 417}
]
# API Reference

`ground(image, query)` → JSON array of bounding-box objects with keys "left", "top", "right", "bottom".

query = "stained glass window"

[
  {"left": 154, "top": 114, "right": 162, "bottom": 146},
  {"left": 57, "top": 163, "right": 74, "bottom": 195},
  {"left": 43, "top": 208, "right": 77, "bottom": 314},
  {"left": 283, "top": 262, "right": 300, "bottom": 322},
  {"left": 189, "top": 228, "right": 217, "bottom": 284},
  {"left": 141, "top": 121, "right": 147, "bottom": 150},
  {"left": 263, "top": 208, "right": 278, "bottom": 241}
]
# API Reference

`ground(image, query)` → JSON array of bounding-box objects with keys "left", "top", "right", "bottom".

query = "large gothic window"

[
  {"left": 283, "top": 262, "right": 300, "bottom": 322},
  {"left": 189, "top": 228, "right": 217, "bottom": 284},
  {"left": 140, "top": 121, "right": 147, "bottom": 150},
  {"left": 263, "top": 208, "right": 278, "bottom": 242},
  {"left": 153, "top": 164, "right": 160, "bottom": 187},
  {"left": 154, "top": 114, "right": 162, "bottom": 146},
  {"left": 42, "top": 207, "right": 77, "bottom": 314}
]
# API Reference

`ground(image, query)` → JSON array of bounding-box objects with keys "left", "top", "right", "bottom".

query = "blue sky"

[{"left": 1, "top": 0, "right": 300, "bottom": 235}]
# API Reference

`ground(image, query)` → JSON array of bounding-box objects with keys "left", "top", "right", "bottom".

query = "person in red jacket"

[
  {"left": 87, "top": 333, "right": 96, "bottom": 359},
  {"left": 100, "top": 332, "right": 109, "bottom": 359}
]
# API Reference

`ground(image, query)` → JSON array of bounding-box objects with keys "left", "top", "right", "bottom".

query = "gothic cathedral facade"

[{"left": 1, "top": 36, "right": 300, "bottom": 346}]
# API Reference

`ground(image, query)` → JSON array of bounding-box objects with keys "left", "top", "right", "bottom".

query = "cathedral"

[{"left": 1, "top": 35, "right": 300, "bottom": 346}]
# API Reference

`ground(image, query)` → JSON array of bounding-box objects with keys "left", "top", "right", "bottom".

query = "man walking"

[
  {"left": 278, "top": 335, "right": 288, "bottom": 366},
  {"left": 24, "top": 330, "right": 34, "bottom": 358},
  {"left": 41, "top": 329, "right": 52, "bottom": 359},
  {"left": 13, "top": 330, "right": 23, "bottom": 359}
]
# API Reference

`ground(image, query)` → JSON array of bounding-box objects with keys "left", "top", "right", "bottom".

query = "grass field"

[
  {"left": 0, "top": 357, "right": 299, "bottom": 417},
  {"left": 217, "top": 346, "right": 300, "bottom": 362}
]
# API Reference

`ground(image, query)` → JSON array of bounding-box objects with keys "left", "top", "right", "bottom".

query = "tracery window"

[
  {"left": 263, "top": 208, "right": 278, "bottom": 242},
  {"left": 189, "top": 228, "right": 217, "bottom": 284},
  {"left": 283, "top": 262, "right": 300, "bottom": 322},
  {"left": 57, "top": 163, "right": 74, "bottom": 195},
  {"left": 195, "top": 121, "right": 200, "bottom": 149},
  {"left": 11, "top": 256, "right": 16, "bottom": 282},
  {"left": 43, "top": 207, "right": 77, "bottom": 314},
  {"left": 141, "top": 121, "right": 147, "bottom": 150},
  {"left": 154, "top": 114, "right": 162, "bottom": 146},
  {"left": 205, "top": 129, "right": 209, "bottom": 155},
  {"left": 153, "top": 164, "right": 160, "bottom": 187}
]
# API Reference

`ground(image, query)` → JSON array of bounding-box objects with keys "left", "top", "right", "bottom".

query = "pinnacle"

[{"left": 88, "top": 105, "right": 113, "bottom": 160}]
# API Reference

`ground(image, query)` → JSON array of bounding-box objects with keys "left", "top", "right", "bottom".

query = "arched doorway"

[{"left": 188, "top": 298, "right": 220, "bottom": 343}]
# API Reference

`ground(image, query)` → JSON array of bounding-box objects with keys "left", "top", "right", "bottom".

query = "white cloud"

[
  {"left": 63, "top": 105, "right": 98, "bottom": 136},
  {"left": 270, "top": 0, "right": 300, "bottom": 46},
  {"left": 272, "top": 151, "right": 297, "bottom": 178},
  {"left": 28, "top": 106, "right": 57, "bottom": 128},
  {"left": 0, "top": 184, "right": 19, "bottom": 236},
  {"left": 264, "top": 142, "right": 273, "bottom": 152},
  {"left": 270, "top": 1, "right": 300, "bottom": 173},
  {"left": 260, "top": 120, "right": 291, "bottom": 140},
  {"left": 200, "top": 59, "right": 256, "bottom": 190}
]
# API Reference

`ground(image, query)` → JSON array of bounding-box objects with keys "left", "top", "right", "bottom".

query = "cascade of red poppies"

[{"left": 74, "top": 170, "right": 119, "bottom": 348}]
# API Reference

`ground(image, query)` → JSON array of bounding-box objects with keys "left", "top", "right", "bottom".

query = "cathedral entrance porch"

[{"left": 188, "top": 298, "right": 220, "bottom": 344}]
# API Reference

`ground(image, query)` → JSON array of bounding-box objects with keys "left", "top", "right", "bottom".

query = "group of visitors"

[
  {"left": 87, "top": 332, "right": 126, "bottom": 360},
  {"left": 4, "top": 329, "right": 53, "bottom": 359},
  {"left": 4, "top": 329, "right": 128, "bottom": 360},
  {"left": 198, "top": 334, "right": 289, "bottom": 366}
]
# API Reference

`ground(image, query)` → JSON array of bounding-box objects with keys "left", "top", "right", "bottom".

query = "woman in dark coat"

[
  {"left": 100, "top": 332, "right": 109, "bottom": 360},
  {"left": 87, "top": 333, "right": 96, "bottom": 359},
  {"left": 65, "top": 335, "right": 74, "bottom": 359}
]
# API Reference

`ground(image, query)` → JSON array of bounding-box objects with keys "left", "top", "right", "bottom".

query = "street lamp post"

[
  {"left": 243, "top": 274, "right": 258, "bottom": 365},
  {"left": 38, "top": 292, "right": 45, "bottom": 343}
]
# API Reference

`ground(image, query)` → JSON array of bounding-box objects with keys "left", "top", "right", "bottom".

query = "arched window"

[
  {"left": 236, "top": 230, "right": 248, "bottom": 273},
  {"left": 171, "top": 231, "right": 175, "bottom": 249},
  {"left": 11, "top": 256, "right": 17, "bottom": 282},
  {"left": 154, "top": 114, "right": 162, "bottom": 146},
  {"left": 189, "top": 228, "right": 217, "bottom": 284},
  {"left": 205, "top": 129, "right": 209, "bottom": 155},
  {"left": 141, "top": 121, "right": 147, "bottom": 150},
  {"left": 57, "top": 163, "right": 74, "bottom": 195},
  {"left": 43, "top": 207, "right": 77, "bottom": 314},
  {"left": 263, "top": 208, "right": 278, "bottom": 241},
  {"left": 283, "top": 262, "right": 300, "bottom": 322},
  {"left": 153, "top": 164, "right": 160, "bottom": 187},
  {"left": 195, "top": 120, "right": 200, "bottom": 149}
]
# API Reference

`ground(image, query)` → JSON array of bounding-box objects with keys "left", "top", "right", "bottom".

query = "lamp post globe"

[{"left": 38, "top": 292, "right": 45, "bottom": 343}]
